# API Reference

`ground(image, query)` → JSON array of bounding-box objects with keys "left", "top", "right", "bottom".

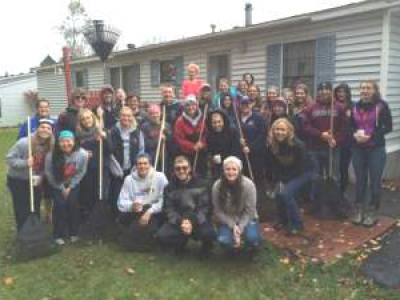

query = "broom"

[
  {"left": 316, "top": 92, "right": 347, "bottom": 219},
  {"left": 193, "top": 103, "right": 208, "bottom": 174},
  {"left": 15, "top": 116, "right": 54, "bottom": 261},
  {"left": 80, "top": 115, "right": 116, "bottom": 242},
  {"left": 232, "top": 100, "right": 254, "bottom": 181}
]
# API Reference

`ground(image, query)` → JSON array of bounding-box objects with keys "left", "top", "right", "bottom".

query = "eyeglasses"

[
  {"left": 174, "top": 166, "right": 189, "bottom": 172},
  {"left": 75, "top": 96, "right": 87, "bottom": 101}
]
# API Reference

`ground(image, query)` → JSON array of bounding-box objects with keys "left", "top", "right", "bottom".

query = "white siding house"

[
  {"left": 0, "top": 73, "right": 37, "bottom": 127},
  {"left": 36, "top": 0, "right": 400, "bottom": 178}
]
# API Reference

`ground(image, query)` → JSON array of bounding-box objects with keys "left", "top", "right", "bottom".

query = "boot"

[{"left": 351, "top": 204, "right": 363, "bottom": 225}]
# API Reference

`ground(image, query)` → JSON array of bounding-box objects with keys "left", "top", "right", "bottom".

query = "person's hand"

[
  {"left": 86, "top": 150, "right": 93, "bottom": 158},
  {"left": 321, "top": 132, "right": 330, "bottom": 142},
  {"left": 194, "top": 141, "right": 205, "bottom": 151},
  {"left": 139, "top": 211, "right": 152, "bottom": 226},
  {"left": 132, "top": 202, "right": 143, "bottom": 213},
  {"left": 27, "top": 156, "right": 34, "bottom": 168},
  {"left": 95, "top": 130, "right": 106, "bottom": 141},
  {"left": 62, "top": 187, "right": 71, "bottom": 199},
  {"left": 240, "top": 138, "right": 247, "bottom": 147},
  {"left": 243, "top": 146, "right": 250, "bottom": 154},
  {"left": 328, "top": 137, "right": 337, "bottom": 148},
  {"left": 96, "top": 106, "right": 104, "bottom": 119},
  {"left": 181, "top": 219, "right": 193, "bottom": 235},
  {"left": 355, "top": 134, "right": 371, "bottom": 144},
  {"left": 233, "top": 225, "right": 241, "bottom": 248}
]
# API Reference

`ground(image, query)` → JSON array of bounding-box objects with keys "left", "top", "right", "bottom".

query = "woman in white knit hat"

[{"left": 211, "top": 156, "right": 261, "bottom": 254}]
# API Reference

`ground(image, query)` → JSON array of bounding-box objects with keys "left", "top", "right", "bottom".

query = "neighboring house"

[
  {"left": 36, "top": 0, "right": 400, "bottom": 178},
  {"left": 0, "top": 72, "right": 37, "bottom": 127}
]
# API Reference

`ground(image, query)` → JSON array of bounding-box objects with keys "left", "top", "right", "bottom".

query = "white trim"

[{"left": 380, "top": 9, "right": 391, "bottom": 98}]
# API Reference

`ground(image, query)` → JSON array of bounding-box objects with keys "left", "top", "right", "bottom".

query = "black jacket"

[
  {"left": 58, "top": 107, "right": 80, "bottom": 134},
  {"left": 265, "top": 138, "right": 314, "bottom": 183},
  {"left": 163, "top": 176, "right": 211, "bottom": 226},
  {"left": 109, "top": 125, "right": 142, "bottom": 170}
]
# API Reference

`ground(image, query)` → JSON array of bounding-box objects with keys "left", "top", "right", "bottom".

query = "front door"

[{"left": 208, "top": 54, "right": 230, "bottom": 92}]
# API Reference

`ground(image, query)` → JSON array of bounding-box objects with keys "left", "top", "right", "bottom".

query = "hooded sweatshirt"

[
  {"left": 301, "top": 97, "right": 347, "bottom": 150},
  {"left": 117, "top": 168, "right": 168, "bottom": 214}
]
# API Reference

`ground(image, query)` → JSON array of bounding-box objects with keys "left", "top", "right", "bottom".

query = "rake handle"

[
  {"left": 193, "top": 103, "right": 208, "bottom": 174},
  {"left": 27, "top": 116, "right": 35, "bottom": 213}
]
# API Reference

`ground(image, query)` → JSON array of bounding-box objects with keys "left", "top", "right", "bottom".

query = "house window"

[
  {"left": 72, "top": 69, "right": 88, "bottom": 88},
  {"left": 110, "top": 67, "right": 121, "bottom": 89},
  {"left": 160, "top": 60, "right": 177, "bottom": 84},
  {"left": 109, "top": 65, "right": 141, "bottom": 94},
  {"left": 282, "top": 40, "right": 316, "bottom": 94}
]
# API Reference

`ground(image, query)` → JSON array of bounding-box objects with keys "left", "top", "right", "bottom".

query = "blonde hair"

[
  {"left": 32, "top": 124, "right": 55, "bottom": 154},
  {"left": 267, "top": 118, "right": 295, "bottom": 154},
  {"left": 77, "top": 108, "right": 99, "bottom": 131},
  {"left": 187, "top": 63, "right": 200, "bottom": 74},
  {"left": 119, "top": 106, "right": 138, "bottom": 129}
]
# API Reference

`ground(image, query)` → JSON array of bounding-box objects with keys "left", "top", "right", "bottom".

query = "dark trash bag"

[
  {"left": 118, "top": 221, "right": 159, "bottom": 252},
  {"left": 15, "top": 214, "right": 55, "bottom": 261}
]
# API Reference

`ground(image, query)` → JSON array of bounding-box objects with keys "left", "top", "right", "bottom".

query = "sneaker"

[
  {"left": 351, "top": 212, "right": 363, "bottom": 225},
  {"left": 362, "top": 213, "right": 377, "bottom": 227},
  {"left": 70, "top": 236, "right": 80, "bottom": 244},
  {"left": 54, "top": 238, "right": 66, "bottom": 246}
]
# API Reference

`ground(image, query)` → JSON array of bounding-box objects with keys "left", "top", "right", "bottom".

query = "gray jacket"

[
  {"left": 212, "top": 176, "right": 258, "bottom": 231},
  {"left": 45, "top": 148, "right": 88, "bottom": 191}
]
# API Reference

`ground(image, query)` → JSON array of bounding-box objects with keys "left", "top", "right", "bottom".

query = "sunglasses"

[
  {"left": 174, "top": 166, "right": 189, "bottom": 172},
  {"left": 75, "top": 96, "right": 87, "bottom": 101}
]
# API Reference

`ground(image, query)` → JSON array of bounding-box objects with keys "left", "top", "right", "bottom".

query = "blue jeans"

[
  {"left": 52, "top": 186, "right": 80, "bottom": 239},
  {"left": 352, "top": 146, "right": 386, "bottom": 209},
  {"left": 217, "top": 221, "right": 261, "bottom": 249},
  {"left": 276, "top": 170, "right": 315, "bottom": 229}
]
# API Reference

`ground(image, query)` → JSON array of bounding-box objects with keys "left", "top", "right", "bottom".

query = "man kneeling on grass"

[
  {"left": 156, "top": 154, "right": 215, "bottom": 256},
  {"left": 118, "top": 152, "right": 168, "bottom": 250}
]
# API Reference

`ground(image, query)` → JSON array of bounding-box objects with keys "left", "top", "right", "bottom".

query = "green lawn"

[{"left": 0, "top": 128, "right": 398, "bottom": 300}]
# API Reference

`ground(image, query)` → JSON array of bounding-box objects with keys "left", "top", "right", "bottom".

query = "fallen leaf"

[
  {"left": 2, "top": 277, "right": 17, "bottom": 287},
  {"left": 280, "top": 257, "right": 290, "bottom": 265},
  {"left": 124, "top": 267, "right": 135, "bottom": 275},
  {"left": 369, "top": 239, "right": 379, "bottom": 245}
]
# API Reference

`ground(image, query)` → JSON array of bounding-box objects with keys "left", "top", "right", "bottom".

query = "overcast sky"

[{"left": 0, "top": 0, "right": 364, "bottom": 75}]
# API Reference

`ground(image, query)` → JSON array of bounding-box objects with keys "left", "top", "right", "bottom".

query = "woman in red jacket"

[{"left": 173, "top": 96, "right": 207, "bottom": 177}]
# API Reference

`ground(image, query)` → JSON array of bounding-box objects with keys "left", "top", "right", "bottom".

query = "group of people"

[{"left": 6, "top": 62, "right": 393, "bottom": 257}]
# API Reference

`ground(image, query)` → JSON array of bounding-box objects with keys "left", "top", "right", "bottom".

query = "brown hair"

[{"left": 360, "top": 79, "right": 381, "bottom": 101}]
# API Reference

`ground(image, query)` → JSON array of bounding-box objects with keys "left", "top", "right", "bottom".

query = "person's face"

[
  {"left": 247, "top": 86, "right": 258, "bottom": 98},
  {"left": 295, "top": 89, "right": 306, "bottom": 104},
  {"left": 162, "top": 88, "right": 173, "bottom": 102},
  {"left": 149, "top": 109, "right": 161, "bottom": 123},
  {"left": 103, "top": 91, "right": 113, "bottom": 105},
  {"left": 335, "top": 88, "right": 346, "bottom": 102},
  {"left": 202, "top": 90, "right": 212, "bottom": 101},
  {"left": 267, "top": 89, "right": 278, "bottom": 101},
  {"left": 223, "top": 162, "right": 240, "bottom": 183},
  {"left": 174, "top": 159, "right": 191, "bottom": 182},
  {"left": 59, "top": 138, "right": 75, "bottom": 154},
  {"left": 211, "top": 113, "right": 224, "bottom": 132},
  {"left": 238, "top": 81, "right": 247, "bottom": 92},
  {"left": 127, "top": 97, "right": 140, "bottom": 110},
  {"left": 274, "top": 122, "right": 289, "bottom": 142},
  {"left": 188, "top": 67, "right": 197, "bottom": 79},
  {"left": 222, "top": 95, "right": 232, "bottom": 108},
  {"left": 81, "top": 112, "right": 94, "bottom": 129},
  {"left": 240, "top": 103, "right": 251, "bottom": 116},
  {"left": 284, "top": 91, "right": 294, "bottom": 103},
  {"left": 73, "top": 95, "right": 86, "bottom": 108},
  {"left": 137, "top": 157, "right": 150, "bottom": 178},
  {"left": 116, "top": 91, "right": 125, "bottom": 103},
  {"left": 185, "top": 102, "right": 197, "bottom": 116},
  {"left": 360, "top": 82, "right": 375, "bottom": 101},
  {"left": 219, "top": 82, "right": 229, "bottom": 93},
  {"left": 36, "top": 123, "right": 52, "bottom": 140},
  {"left": 244, "top": 74, "right": 253, "bottom": 85},
  {"left": 318, "top": 87, "right": 332, "bottom": 103},
  {"left": 37, "top": 102, "right": 50, "bottom": 118},
  {"left": 120, "top": 110, "right": 134, "bottom": 128},
  {"left": 273, "top": 105, "right": 285, "bottom": 117}
]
